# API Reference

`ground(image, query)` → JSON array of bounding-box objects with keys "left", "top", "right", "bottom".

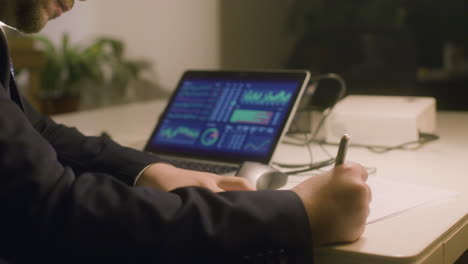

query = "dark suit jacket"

[{"left": 0, "top": 29, "right": 313, "bottom": 264}]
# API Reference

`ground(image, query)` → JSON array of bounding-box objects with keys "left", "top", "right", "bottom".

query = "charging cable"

[{"left": 275, "top": 73, "right": 347, "bottom": 173}]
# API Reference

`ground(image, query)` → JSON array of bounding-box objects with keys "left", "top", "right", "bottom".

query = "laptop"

[{"left": 144, "top": 70, "right": 311, "bottom": 175}]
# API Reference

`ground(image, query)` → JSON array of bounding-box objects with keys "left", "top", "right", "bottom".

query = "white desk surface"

[{"left": 53, "top": 100, "right": 468, "bottom": 264}]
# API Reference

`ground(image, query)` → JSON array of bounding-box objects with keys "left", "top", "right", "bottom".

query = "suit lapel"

[
  {"left": 0, "top": 27, "right": 24, "bottom": 110},
  {"left": 0, "top": 27, "right": 11, "bottom": 95},
  {"left": 9, "top": 71, "right": 24, "bottom": 110}
]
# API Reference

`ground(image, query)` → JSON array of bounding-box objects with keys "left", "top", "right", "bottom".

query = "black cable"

[
  {"left": 285, "top": 158, "right": 335, "bottom": 175},
  {"left": 308, "top": 73, "right": 346, "bottom": 140},
  {"left": 365, "top": 132, "right": 440, "bottom": 153},
  {"left": 310, "top": 132, "right": 440, "bottom": 154},
  {"left": 275, "top": 73, "right": 347, "bottom": 174}
]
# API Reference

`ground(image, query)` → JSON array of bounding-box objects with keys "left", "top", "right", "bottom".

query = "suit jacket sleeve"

[
  {"left": 20, "top": 96, "right": 163, "bottom": 185},
  {"left": 0, "top": 87, "right": 314, "bottom": 263}
]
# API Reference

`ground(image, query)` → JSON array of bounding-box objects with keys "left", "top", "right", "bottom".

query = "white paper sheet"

[
  {"left": 280, "top": 175, "right": 459, "bottom": 224},
  {"left": 366, "top": 177, "right": 458, "bottom": 224}
]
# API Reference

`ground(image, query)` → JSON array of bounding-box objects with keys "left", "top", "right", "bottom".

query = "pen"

[{"left": 334, "top": 134, "right": 350, "bottom": 167}]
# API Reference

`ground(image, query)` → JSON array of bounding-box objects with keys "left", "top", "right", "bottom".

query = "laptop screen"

[{"left": 144, "top": 70, "right": 310, "bottom": 164}]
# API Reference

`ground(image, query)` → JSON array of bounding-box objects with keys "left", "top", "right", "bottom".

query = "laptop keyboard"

[{"left": 169, "top": 159, "right": 238, "bottom": 175}]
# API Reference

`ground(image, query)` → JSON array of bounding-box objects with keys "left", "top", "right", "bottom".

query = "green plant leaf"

[{"left": 35, "top": 33, "right": 158, "bottom": 102}]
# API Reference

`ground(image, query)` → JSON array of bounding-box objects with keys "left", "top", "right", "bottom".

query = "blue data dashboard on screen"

[{"left": 147, "top": 75, "right": 302, "bottom": 162}]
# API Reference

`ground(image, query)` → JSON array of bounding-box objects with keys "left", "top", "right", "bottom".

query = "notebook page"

[
  {"left": 366, "top": 177, "right": 458, "bottom": 224},
  {"left": 280, "top": 175, "right": 459, "bottom": 224}
]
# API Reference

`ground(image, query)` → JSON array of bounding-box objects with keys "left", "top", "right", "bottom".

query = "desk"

[{"left": 53, "top": 100, "right": 468, "bottom": 264}]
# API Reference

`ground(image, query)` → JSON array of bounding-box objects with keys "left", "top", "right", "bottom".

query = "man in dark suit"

[{"left": 0, "top": 0, "right": 371, "bottom": 263}]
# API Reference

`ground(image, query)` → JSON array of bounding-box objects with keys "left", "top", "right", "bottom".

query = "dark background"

[{"left": 220, "top": 0, "right": 468, "bottom": 110}]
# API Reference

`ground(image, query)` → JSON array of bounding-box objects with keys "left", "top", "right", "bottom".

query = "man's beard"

[{"left": 15, "top": 2, "right": 47, "bottom": 33}]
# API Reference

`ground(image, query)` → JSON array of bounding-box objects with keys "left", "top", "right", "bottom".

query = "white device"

[
  {"left": 325, "top": 95, "right": 436, "bottom": 147},
  {"left": 236, "top": 161, "right": 288, "bottom": 190}
]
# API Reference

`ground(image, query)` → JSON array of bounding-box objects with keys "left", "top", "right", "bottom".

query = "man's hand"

[
  {"left": 135, "top": 163, "right": 255, "bottom": 192},
  {"left": 292, "top": 162, "right": 371, "bottom": 246}
]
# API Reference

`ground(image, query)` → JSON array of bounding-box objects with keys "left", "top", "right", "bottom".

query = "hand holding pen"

[{"left": 292, "top": 133, "right": 372, "bottom": 245}]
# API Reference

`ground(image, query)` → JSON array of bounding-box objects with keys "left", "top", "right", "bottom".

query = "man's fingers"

[
  {"left": 342, "top": 162, "right": 369, "bottom": 182},
  {"left": 366, "top": 183, "right": 372, "bottom": 203},
  {"left": 217, "top": 176, "right": 256, "bottom": 191},
  {"left": 207, "top": 184, "right": 225, "bottom": 193},
  {"left": 361, "top": 166, "right": 369, "bottom": 182}
]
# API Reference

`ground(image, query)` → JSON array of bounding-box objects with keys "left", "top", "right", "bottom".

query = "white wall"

[
  {"left": 95, "top": 0, "right": 221, "bottom": 91},
  {"left": 40, "top": 1, "right": 292, "bottom": 93},
  {"left": 42, "top": 0, "right": 221, "bottom": 91},
  {"left": 41, "top": 1, "right": 99, "bottom": 43}
]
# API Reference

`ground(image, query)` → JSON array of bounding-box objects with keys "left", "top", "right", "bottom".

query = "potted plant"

[{"left": 34, "top": 33, "right": 162, "bottom": 114}]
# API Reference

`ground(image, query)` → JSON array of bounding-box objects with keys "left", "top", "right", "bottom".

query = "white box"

[{"left": 325, "top": 95, "right": 436, "bottom": 147}]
